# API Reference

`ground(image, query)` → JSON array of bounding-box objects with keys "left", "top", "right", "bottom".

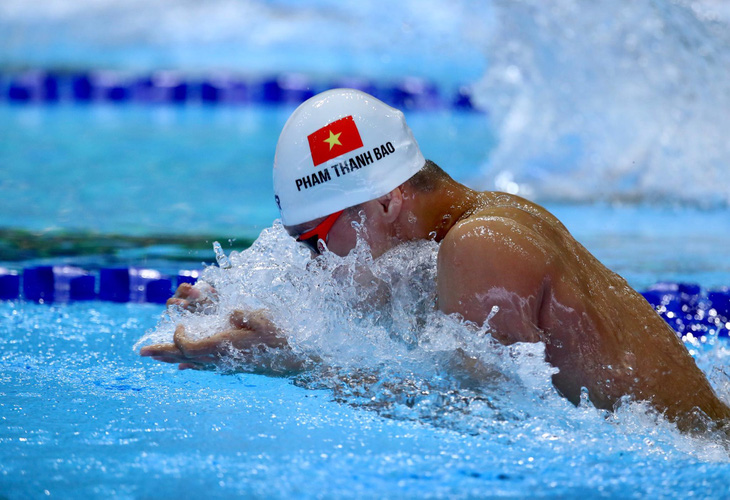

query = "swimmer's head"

[{"left": 273, "top": 88, "right": 425, "bottom": 226}]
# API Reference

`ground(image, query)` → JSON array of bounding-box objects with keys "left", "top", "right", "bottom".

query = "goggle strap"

[{"left": 297, "top": 210, "right": 345, "bottom": 242}]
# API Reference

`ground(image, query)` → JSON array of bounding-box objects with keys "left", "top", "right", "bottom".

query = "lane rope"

[
  {"left": 1, "top": 265, "right": 728, "bottom": 338},
  {"left": 0, "top": 71, "right": 480, "bottom": 111}
]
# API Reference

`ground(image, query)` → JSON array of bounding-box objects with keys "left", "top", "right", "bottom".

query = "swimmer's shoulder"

[
  {"left": 449, "top": 192, "right": 546, "bottom": 236},
  {"left": 440, "top": 191, "right": 565, "bottom": 266},
  {"left": 455, "top": 191, "right": 573, "bottom": 242},
  {"left": 478, "top": 192, "right": 565, "bottom": 225},
  {"left": 442, "top": 200, "right": 547, "bottom": 261},
  {"left": 437, "top": 194, "right": 555, "bottom": 313}
]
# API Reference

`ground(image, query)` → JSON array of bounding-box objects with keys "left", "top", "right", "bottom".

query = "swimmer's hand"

[
  {"left": 139, "top": 309, "right": 304, "bottom": 374},
  {"left": 166, "top": 282, "right": 217, "bottom": 313}
]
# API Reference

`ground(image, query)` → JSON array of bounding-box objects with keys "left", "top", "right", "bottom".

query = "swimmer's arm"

[
  {"left": 437, "top": 217, "right": 550, "bottom": 345},
  {"left": 140, "top": 309, "right": 306, "bottom": 374}
]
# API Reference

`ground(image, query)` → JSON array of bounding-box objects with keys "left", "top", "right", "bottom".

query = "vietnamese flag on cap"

[{"left": 307, "top": 116, "right": 364, "bottom": 167}]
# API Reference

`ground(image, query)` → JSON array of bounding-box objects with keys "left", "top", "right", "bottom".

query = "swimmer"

[{"left": 141, "top": 89, "right": 730, "bottom": 433}]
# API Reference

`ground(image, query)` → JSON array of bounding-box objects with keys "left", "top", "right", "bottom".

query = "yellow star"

[{"left": 323, "top": 130, "right": 342, "bottom": 150}]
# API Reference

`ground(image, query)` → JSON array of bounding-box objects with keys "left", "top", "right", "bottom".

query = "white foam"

[{"left": 135, "top": 221, "right": 729, "bottom": 456}]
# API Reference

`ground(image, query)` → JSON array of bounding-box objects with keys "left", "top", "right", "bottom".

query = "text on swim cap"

[{"left": 295, "top": 142, "right": 395, "bottom": 192}]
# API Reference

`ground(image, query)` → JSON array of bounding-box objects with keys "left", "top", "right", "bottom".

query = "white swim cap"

[{"left": 273, "top": 88, "right": 425, "bottom": 226}]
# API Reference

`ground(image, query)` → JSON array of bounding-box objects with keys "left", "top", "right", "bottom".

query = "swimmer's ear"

[{"left": 376, "top": 188, "right": 403, "bottom": 223}]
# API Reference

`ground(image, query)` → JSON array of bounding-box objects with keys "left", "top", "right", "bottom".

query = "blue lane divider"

[
  {"left": 99, "top": 268, "right": 131, "bottom": 303},
  {"left": 0, "top": 70, "right": 482, "bottom": 112},
  {"left": 1, "top": 266, "right": 199, "bottom": 305},
  {"left": 1, "top": 265, "right": 729, "bottom": 338},
  {"left": 640, "top": 283, "right": 730, "bottom": 338},
  {"left": 0, "top": 270, "right": 20, "bottom": 301},
  {"left": 22, "top": 266, "right": 55, "bottom": 303}
]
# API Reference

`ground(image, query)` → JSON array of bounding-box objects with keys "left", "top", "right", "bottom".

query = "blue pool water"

[
  {"left": 0, "top": 104, "right": 494, "bottom": 239},
  {"left": 3, "top": 238, "right": 730, "bottom": 499},
  {"left": 3, "top": 0, "right": 730, "bottom": 498}
]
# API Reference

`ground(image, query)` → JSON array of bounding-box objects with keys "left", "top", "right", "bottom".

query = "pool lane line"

[
  {"left": 0, "top": 265, "right": 200, "bottom": 304},
  {"left": 0, "top": 265, "right": 728, "bottom": 339},
  {"left": 0, "top": 71, "right": 482, "bottom": 112}
]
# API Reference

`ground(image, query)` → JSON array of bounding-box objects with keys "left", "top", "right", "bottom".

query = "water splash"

[
  {"left": 474, "top": 0, "right": 730, "bottom": 206},
  {"left": 136, "top": 221, "right": 730, "bottom": 455},
  {"left": 212, "top": 241, "right": 232, "bottom": 269},
  {"left": 138, "top": 222, "right": 556, "bottom": 401}
]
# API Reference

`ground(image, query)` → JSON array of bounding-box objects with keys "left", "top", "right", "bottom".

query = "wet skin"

[
  {"left": 142, "top": 175, "right": 730, "bottom": 432},
  {"left": 435, "top": 192, "right": 730, "bottom": 432}
]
